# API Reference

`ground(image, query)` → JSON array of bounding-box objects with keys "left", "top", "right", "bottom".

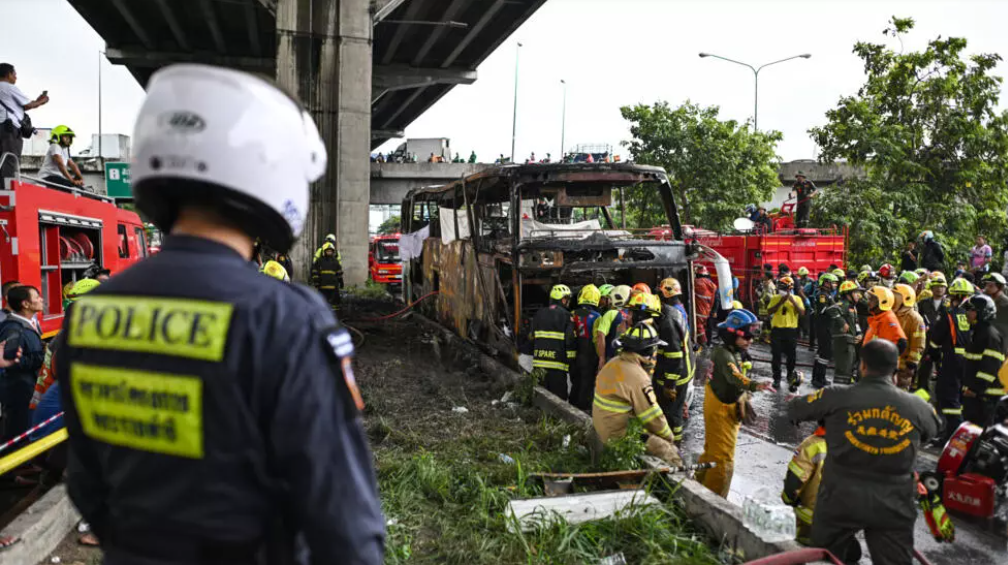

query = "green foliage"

[
  {"left": 348, "top": 279, "right": 392, "bottom": 299},
  {"left": 620, "top": 101, "right": 782, "bottom": 232},
  {"left": 810, "top": 16, "right": 1008, "bottom": 266},
  {"left": 515, "top": 368, "right": 544, "bottom": 405},
  {"left": 598, "top": 417, "right": 647, "bottom": 471},
  {"left": 379, "top": 214, "right": 402, "bottom": 235}
]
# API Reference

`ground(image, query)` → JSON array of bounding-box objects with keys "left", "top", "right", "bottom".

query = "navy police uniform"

[{"left": 58, "top": 236, "right": 384, "bottom": 565}]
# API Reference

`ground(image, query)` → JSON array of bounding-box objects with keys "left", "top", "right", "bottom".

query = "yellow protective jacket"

[
  {"left": 895, "top": 306, "right": 926, "bottom": 371},
  {"left": 781, "top": 428, "right": 826, "bottom": 544},
  {"left": 592, "top": 353, "right": 681, "bottom": 464}
]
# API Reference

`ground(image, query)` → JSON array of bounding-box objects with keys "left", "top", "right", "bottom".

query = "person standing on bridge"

[
  {"left": 56, "top": 64, "right": 384, "bottom": 564},
  {"left": 790, "top": 171, "right": 817, "bottom": 228},
  {"left": 787, "top": 339, "right": 940, "bottom": 565}
]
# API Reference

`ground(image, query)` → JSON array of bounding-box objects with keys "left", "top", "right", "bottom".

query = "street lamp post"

[
  {"left": 511, "top": 42, "right": 522, "bottom": 163},
  {"left": 560, "top": 79, "right": 566, "bottom": 161},
  {"left": 698, "top": 52, "right": 811, "bottom": 130}
]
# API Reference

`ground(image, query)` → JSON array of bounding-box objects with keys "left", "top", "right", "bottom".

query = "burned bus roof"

[{"left": 402, "top": 162, "right": 669, "bottom": 201}]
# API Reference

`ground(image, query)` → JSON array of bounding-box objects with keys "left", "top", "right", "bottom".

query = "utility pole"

[
  {"left": 698, "top": 52, "right": 811, "bottom": 130},
  {"left": 560, "top": 79, "right": 566, "bottom": 160},
  {"left": 510, "top": 42, "right": 522, "bottom": 162}
]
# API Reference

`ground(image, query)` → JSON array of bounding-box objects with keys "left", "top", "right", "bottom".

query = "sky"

[{"left": 6, "top": 0, "right": 1008, "bottom": 162}]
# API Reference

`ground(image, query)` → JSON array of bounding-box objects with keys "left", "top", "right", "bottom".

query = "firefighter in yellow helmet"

[
  {"left": 696, "top": 309, "right": 772, "bottom": 497},
  {"left": 824, "top": 281, "right": 863, "bottom": 385},
  {"left": 530, "top": 284, "right": 577, "bottom": 400},
  {"left": 892, "top": 284, "right": 926, "bottom": 390},
  {"left": 656, "top": 278, "right": 694, "bottom": 442},
  {"left": 593, "top": 322, "right": 683, "bottom": 465},
  {"left": 781, "top": 421, "right": 826, "bottom": 544},
  {"left": 310, "top": 242, "right": 343, "bottom": 311},
  {"left": 261, "top": 260, "right": 290, "bottom": 282},
  {"left": 569, "top": 284, "right": 602, "bottom": 409},
  {"left": 926, "top": 278, "right": 975, "bottom": 443}
]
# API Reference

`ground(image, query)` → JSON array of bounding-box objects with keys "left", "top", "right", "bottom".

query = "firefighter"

[
  {"left": 592, "top": 322, "right": 682, "bottom": 465},
  {"left": 926, "top": 278, "right": 974, "bottom": 443},
  {"left": 961, "top": 294, "right": 1006, "bottom": 426},
  {"left": 56, "top": 64, "right": 384, "bottom": 564},
  {"left": 261, "top": 259, "right": 290, "bottom": 282},
  {"left": 892, "top": 284, "right": 926, "bottom": 390},
  {"left": 757, "top": 268, "right": 776, "bottom": 345},
  {"left": 786, "top": 339, "right": 941, "bottom": 565},
  {"left": 916, "top": 273, "right": 948, "bottom": 392},
  {"left": 791, "top": 170, "right": 817, "bottom": 228},
  {"left": 863, "top": 286, "right": 908, "bottom": 355},
  {"left": 656, "top": 278, "right": 694, "bottom": 442},
  {"left": 274, "top": 252, "right": 294, "bottom": 278},
  {"left": 531, "top": 284, "right": 577, "bottom": 400},
  {"left": 811, "top": 273, "right": 838, "bottom": 388},
  {"left": 694, "top": 266, "right": 717, "bottom": 345},
  {"left": 695, "top": 309, "right": 772, "bottom": 497},
  {"left": 569, "top": 284, "right": 602, "bottom": 410},
  {"left": 825, "top": 281, "right": 862, "bottom": 385},
  {"left": 780, "top": 421, "right": 826, "bottom": 545},
  {"left": 310, "top": 242, "right": 343, "bottom": 311},
  {"left": 313, "top": 233, "right": 339, "bottom": 261},
  {"left": 877, "top": 263, "right": 896, "bottom": 288},
  {"left": 981, "top": 272, "right": 1008, "bottom": 349},
  {"left": 595, "top": 284, "right": 631, "bottom": 370},
  {"left": 767, "top": 276, "right": 804, "bottom": 389},
  {"left": 795, "top": 266, "right": 812, "bottom": 338}
]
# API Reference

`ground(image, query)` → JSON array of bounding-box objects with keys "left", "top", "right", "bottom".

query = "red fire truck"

[
  {"left": 368, "top": 233, "right": 402, "bottom": 287},
  {"left": 0, "top": 179, "right": 148, "bottom": 338},
  {"left": 650, "top": 202, "right": 848, "bottom": 308}
]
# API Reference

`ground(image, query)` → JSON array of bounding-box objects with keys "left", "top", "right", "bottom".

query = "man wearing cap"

[
  {"left": 791, "top": 171, "right": 818, "bottom": 229},
  {"left": 982, "top": 272, "right": 1008, "bottom": 352}
]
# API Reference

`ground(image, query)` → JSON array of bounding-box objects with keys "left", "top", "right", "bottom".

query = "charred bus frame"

[{"left": 400, "top": 163, "right": 704, "bottom": 359}]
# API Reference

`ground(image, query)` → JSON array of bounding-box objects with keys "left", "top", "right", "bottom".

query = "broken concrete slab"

[
  {"left": 506, "top": 490, "right": 660, "bottom": 533},
  {"left": 0, "top": 486, "right": 80, "bottom": 565}
]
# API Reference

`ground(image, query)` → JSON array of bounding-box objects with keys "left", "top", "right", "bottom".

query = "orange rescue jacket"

[{"left": 864, "top": 310, "right": 907, "bottom": 350}]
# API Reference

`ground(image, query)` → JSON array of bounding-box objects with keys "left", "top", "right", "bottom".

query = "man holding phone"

[
  {"left": 0, "top": 63, "right": 50, "bottom": 187},
  {"left": 767, "top": 276, "right": 805, "bottom": 389}
]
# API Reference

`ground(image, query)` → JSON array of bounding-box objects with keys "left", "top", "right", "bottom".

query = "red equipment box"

[{"left": 943, "top": 473, "right": 997, "bottom": 518}]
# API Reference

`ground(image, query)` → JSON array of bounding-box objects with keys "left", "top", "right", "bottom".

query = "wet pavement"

[{"left": 676, "top": 341, "right": 1008, "bottom": 565}]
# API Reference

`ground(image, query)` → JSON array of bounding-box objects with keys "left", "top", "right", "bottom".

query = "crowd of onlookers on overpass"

[{"left": 369, "top": 149, "right": 623, "bottom": 166}]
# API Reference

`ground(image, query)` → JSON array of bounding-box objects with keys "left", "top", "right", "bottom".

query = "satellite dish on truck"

[{"left": 733, "top": 217, "right": 755, "bottom": 232}]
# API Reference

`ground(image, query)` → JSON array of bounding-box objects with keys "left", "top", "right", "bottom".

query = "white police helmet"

[{"left": 131, "top": 64, "right": 327, "bottom": 252}]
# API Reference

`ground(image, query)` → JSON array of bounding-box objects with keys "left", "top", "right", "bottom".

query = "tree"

[
  {"left": 810, "top": 17, "right": 1008, "bottom": 267},
  {"left": 620, "top": 101, "right": 782, "bottom": 232},
  {"left": 378, "top": 214, "right": 401, "bottom": 235}
]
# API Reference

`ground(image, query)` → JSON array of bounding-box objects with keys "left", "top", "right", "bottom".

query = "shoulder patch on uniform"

[
  {"left": 325, "top": 328, "right": 364, "bottom": 411},
  {"left": 643, "top": 385, "right": 658, "bottom": 406}
]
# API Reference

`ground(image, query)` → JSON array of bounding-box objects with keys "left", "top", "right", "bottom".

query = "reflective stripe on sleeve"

[
  {"left": 533, "top": 360, "right": 569, "bottom": 371},
  {"left": 983, "top": 349, "right": 1006, "bottom": 362},
  {"left": 534, "top": 331, "right": 566, "bottom": 340},
  {"left": 663, "top": 351, "right": 684, "bottom": 359},
  {"left": 984, "top": 388, "right": 1006, "bottom": 396},
  {"left": 963, "top": 352, "right": 982, "bottom": 361},
  {"left": 977, "top": 372, "right": 996, "bottom": 383},
  {"left": 941, "top": 408, "right": 963, "bottom": 415},
  {"left": 639, "top": 405, "right": 663, "bottom": 424},
  {"left": 593, "top": 393, "right": 632, "bottom": 413}
]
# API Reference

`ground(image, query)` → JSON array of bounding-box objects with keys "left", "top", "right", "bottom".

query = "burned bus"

[{"left": 399, "top": 162, "right": 731, "bottom": 360}]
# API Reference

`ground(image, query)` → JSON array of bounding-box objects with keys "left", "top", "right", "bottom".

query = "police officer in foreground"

[
  {"left": 57, "top": 64, "right": 384, "bottom": 564},
  {"left": 787, "top": 340, "right": 940, "bottom": 565}
]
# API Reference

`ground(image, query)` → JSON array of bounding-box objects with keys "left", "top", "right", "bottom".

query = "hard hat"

[
  {"left": 628, "top": 292, "right": 659, "bottom": 317},
  {"left": 550, "top": 284, "right": 572, "bottom": 301},
  {"left": 860, "top": 264, "right": 873, "bottom": 273},
  {"left": 818, "top": 273, "right": 838, "bottom": 286},
  {"left": 647, "top": 294, "right": 663, "bottom": 316},
  {"left": 777, "top": 276, "right": 794, "bottom": 290},
  {"left": 892, "top": 283, "right": 916, "bottom": 308},
  {"left": 321, "top": 242, "right": 336, "bottom": 252},
  {"left": 797, "top": 267, "right": 809, "bottom": 277},
  {"left": 325, "top": 233, "right": 336, "bottom": 243},
  {"left": 948, "top": 278, "right": 974, "bottom": 297},
  {"left": 615, "top": 322, "right": 667, "bottom": 354},
  {"left": 598, "top": 283, "right": 615, "bottom": 297},
  {"left": 62, "top": 281, "right": 75, "bottom": 298},
  {"left": 659, "top": 277, "right": 682, "bottom": 299},
  {"left": 632, "top": 282, "right": 652, "bottom": 295},
  {"left": 832, "top": 268, "right": 846, "bottom": 279},
  {"left": 927, "top": 272, "right": 948, "bottom": 289},
  {"left": 838, "top": 280, "right": 861, "bottom": 296},
  {"left": 898, "top": 271, "right": 919, "bottom": 285},
  {"left": 610, "top": 285, "right": 631, "bottom": 308},
  {"left": 578, "top": 284, "right": 601, "bottom": 306},
  {"left": 695, "top": 265, "right": 709, "bottom": 276},
  {"left": 731, "top": 300, "right": 744, "bottom": 310},
  {"left": 867, "top": 286, "right": 895, "bottom": 312},
  {"left": 261, "top": 260, "right": 290, "bottom": 282},
  {"left": 919, "top": 230, "right": 934, "bottom": 242},
  {"left": 878, "top": 264, "right": 894, "bottom": 279},
  {"left": 66, "top": 278, "right": 100, "bottom": 301},
  {"left": 50, "top": 125, "right": 75, "bottom": 144},
  {"left": 132, "top": 64, "right": 327, "bottom": 253},
  {"left": 982, "top": 272, "right": 1007, "bottom": 288},
  {"left": 856, "top": 271, "right": 871, "bottom": 285},
  {"left": 963, "top": 294, "right": 996, "bottom": 322},
  {"left": 914, "top": 268, "right": 929, "bottom": 278},
  {"left": 718, "top": 308, "right": 759, "bottom": 338}
]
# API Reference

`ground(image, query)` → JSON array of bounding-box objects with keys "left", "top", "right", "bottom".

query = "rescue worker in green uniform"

[
  {"left": 781, "top": 422, "right": 826, "bottom": 544},
  {"left": 916, "top": 273, "right": 948, "bottom": 393},
  {"left": 696, "top": 309, "right": 772, "bottom": 498},
  {"left": 927, "top": 278, "right": 974, "bottom": 443},
  {"left": 787, "top": 339, "right": 941, "bottom": 565},
  {"left": 812, "top": 273, "right": 838, "bottom": 388},
  {"left": 960, "top": 294, "right": 1006, "bottom": 426},
  {"left": 826, "top": 280, "right": 862, "bottom": 384},
  {"left": 656, "top": 278, "right": 694, "bottom": 442},
  {"left": 530, "top": 284, "right": 577, "bottom": 400}
]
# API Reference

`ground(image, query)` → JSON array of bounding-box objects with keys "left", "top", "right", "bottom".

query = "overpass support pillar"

[{"left": 276, "top": 0, "right": 372, "bottom": 285}]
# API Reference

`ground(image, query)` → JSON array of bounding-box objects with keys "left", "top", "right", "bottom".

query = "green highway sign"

[{"left": 105, "top": 162, "right": 132, "bottom": 198}]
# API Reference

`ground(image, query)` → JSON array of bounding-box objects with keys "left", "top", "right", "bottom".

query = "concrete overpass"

[
  {"left": 368, "top": 159, "right": 866, "bottom": 206},
  {"left": 66, "top": 0, "right": 547, "bottom": 283}
]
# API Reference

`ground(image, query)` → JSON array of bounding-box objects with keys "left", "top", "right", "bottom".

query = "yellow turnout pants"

[{"left": 695, "top": 383, "right": 741, "bottom": 498}]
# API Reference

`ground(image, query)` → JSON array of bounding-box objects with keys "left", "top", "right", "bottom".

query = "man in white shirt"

[{"left": 0, "top": 63, "right": 50, "bottom": 187}]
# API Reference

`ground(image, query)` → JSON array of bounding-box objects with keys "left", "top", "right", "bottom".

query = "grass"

[
  {"left": 374, "top": 414, "right": 721, "bottom": 564},
  {"left": 347, "top": 279, "right": 393, "bottom": 300}
]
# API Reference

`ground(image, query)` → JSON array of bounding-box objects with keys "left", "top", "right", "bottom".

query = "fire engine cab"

[
  {"left": 369, "top": 233, "right": 402, "bottom": 288},
  {"left": 0, "top": 179, "right": 147, "bottom": 338}
]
